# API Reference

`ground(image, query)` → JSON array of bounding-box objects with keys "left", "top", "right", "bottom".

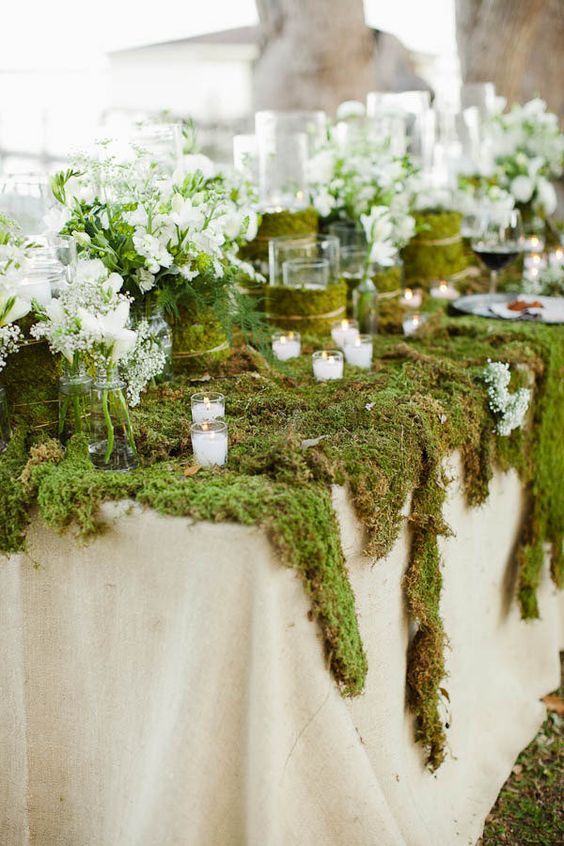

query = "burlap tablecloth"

[{"left": 1, "top": 454, "right": 562, "bottom": 845}]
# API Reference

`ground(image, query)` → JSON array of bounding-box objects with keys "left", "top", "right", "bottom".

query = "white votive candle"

[
  {"left": 523, "top": 252, "right": 546, "bottom": 271},
  {"left": 331, "top": 319, "right": 359, "bottom": 349},
  {"left": 400, "top": 287, "right": 422, "bottom": 308},
  {"left": 312, "top": 350, "right": 344, "bottom": 381},
  {"left": 191, "top": 420, "right": 228, "bottom": 467},
  {"left": 272, "top": 331, "right": 301, "bottom": 361},
  {"left": 548, "top": 248, "right": 564, "bottom": 268},
  {"left": 191, "top": 392, "right": 225, "bottom": 423},
  {"left": 344, "top": 334, "right": 373, "bottom": 369},
  {"left": 402, "top": 313, "right": 427, "bottom": 337},
  {"left": 430, "top": 280, "right": 459, "bottom": 301}
]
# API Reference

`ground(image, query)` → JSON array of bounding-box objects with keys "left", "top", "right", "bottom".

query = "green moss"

[
  {"left": 239, "top": 208, "right": 319, "bottom": 265},
  {"left": 1, "top": 301, "right": 562, "bottom": 770},
  {"left": 402, "top": 210, "right": 468, "bottom": 286},
  {"left": 265, "top": 281, "right": 347, "bottom": 335},
  {"left": 170, "top": 304, "right": 230, "bottom": 374}
]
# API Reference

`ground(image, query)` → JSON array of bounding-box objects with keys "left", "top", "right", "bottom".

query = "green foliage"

[{"left": 1, "top": 308, "right": 562, "bottom": 770}]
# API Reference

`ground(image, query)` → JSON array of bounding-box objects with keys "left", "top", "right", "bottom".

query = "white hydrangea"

[{"left": 482, "top": 360, "right": 531, "bottom": 437}]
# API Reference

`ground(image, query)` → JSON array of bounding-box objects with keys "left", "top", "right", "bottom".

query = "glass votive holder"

[
  {"left": 191, "top": 392, "right": 225, "bottom": 424},
  {"left": 312, "top": 350, "right": 344, "bottom": 381},
  {"left": 523, "top": 252, "right": 546, "bottom": 271},
  {"left": 344, "top": 334, "right": 373, "bottom": 369},
  {"left": 429, "top": 279, "right": 459, "bottom": 301},
  {"left": 400, "top": 287, "right": 422, "bottom": 308},
  {"left": 522, "top": 233, "right": 545, "bottom": 253},
  {"left": 548, "top": 247, "right": 563, "bottom": 268},
  {"left": 402, "top": 313, "right": 427, "bottom": 337},
  {"left": 282, "top": 258, "right": 329, "bottom": 289},
  {"left": 272, "top": 331, "right": 301, "bottom": 361},
  {"left": 191, "top": 420, "right": 228, "bottom": 467},
  {"left": 331, "top": 318, "right": 359, "bottom": 348}
]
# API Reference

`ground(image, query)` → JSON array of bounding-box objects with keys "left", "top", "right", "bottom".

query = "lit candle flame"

[
  {"left": 340, "top": 319, "right": 348, "bottom": 330},
  {"left": 404, "top": 288, "right": 413, "bottom": 300},
  {"left": 280, "top": 336, "right": 287, "bottom": 344},
  {"left": 322, "top": 351, "right": 328, "bottom": 359}
]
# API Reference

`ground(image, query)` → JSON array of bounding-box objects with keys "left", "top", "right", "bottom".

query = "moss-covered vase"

[
  {"left": 265, "top": 281, "right": 348, "bottom": 335},
  {"left": 171, "top": 304, "right": 230, "bottom": 375},
  {"left": 238, "top": 207, "right": 319, "bottom": 275},
  {"left": 401, "top": 209, "right": 468, "bottom": 287}
]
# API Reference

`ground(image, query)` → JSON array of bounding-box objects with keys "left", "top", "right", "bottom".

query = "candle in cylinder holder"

[
  {"left": 523, "top": 252, "right": 546, "bottom": 271},
  {"left": 522, "top": 234, "right": 544, "bottom": 252},
  {"left": 548, "top": 248, "right": 564, "bottom": 269},
  {"left": 430, "top": 279, "right": 459, "bottom": 301},
  {"left": 331, "top": 319, "right": 359, "bottom": 349},
  {"left": 400, "top": 287, "right": 422, "bottom": 308},
  {"left": 191, "top": 420, "right": 228, "bottom": 466},
  {"left": 402, "top": 313, "right": 427, "bottom": 337},
  {"left": 344, "top": 334, "right": 373, "bottom": 369},
  {"left": 191, "top": 392, "right": 225, "bottom": 423},
  {"left": 272, "top": 331, "right": 301, "bottom": 361},
  {"left": 312, "top": 350, "right": 344, "bottom": 381}
]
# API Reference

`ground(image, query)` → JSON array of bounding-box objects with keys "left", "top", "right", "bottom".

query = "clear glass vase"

[
  {"left": 58, "top": 366, "right": 92, "bottom": 445},
  {"left": 89, "top": 369, "right": 137, "bottom": 472},
  {"left": 353, "top": 273, "right": 379, "bottom": 335},
  {"left": 0, "top": 385, "right": 10, "bottom": 453},
  {"left": 131, "top": 300, "right": 173, "bottom": 383}
]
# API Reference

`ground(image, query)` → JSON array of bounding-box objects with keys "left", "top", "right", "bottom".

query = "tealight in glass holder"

[
  {"left": 429, "top": 279, "right": 459, "bottom": 300},
  {"left": 331, "top": 318, "right": 359, "bottom": 348},
  {"left": 272, "top": 331, "right": 301, "bottom": 361},
  {"left": 312, "top": 350, "right": 344, "bottom": 382},
  {"left": 282, "top": 258, "right": 329, "bottom": 289},
  {"left": 191, "top": 420, "right": 228, "bottom": 467},
  {"left": 400, "top": 287, "right": 422, "bottom": 308},
  {"left": 191, "top": 392, "right": 225, "bottom": 424},
  {"left": 344, "top": 334, "right": 373, "bottom": 369}
]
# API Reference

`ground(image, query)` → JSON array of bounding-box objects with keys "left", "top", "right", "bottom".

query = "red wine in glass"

[
  {"left": 470, "top": 209, "right": 524, "bottom": 293},
  {"left": 472, "top": 247, "right": 520, "bottom": 272}
]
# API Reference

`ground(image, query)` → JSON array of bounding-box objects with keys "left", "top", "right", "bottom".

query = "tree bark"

[
  {"left": 253, "top": 0, "right": 375, "bottom": 114},
  {"left": 456, "top": 0, "right": 564, "bottom": 116}
]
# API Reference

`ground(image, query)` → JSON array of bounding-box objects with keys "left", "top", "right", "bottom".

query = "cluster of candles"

[
  {"left": 271, "top": 319, "right": 374, "bottom": 380},
  {"left": 523, "top": 247, "right": 563, "bottom": 282},
  {"left": 190, "top": 392, "right": 228, "bottom": 467}
]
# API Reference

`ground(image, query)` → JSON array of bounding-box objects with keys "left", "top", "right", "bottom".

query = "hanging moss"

[
  {"left": 238, "top": 207, "right": 319, "bottom": 266},
  {"left": 402, "top": 210, "right": 469, "bottom": 286},
  {"left": 265, "top": 281, "right": 347, "bottom": 335},
  {"left": 1, "top": 303, "right": 562, "bottom": 771}
]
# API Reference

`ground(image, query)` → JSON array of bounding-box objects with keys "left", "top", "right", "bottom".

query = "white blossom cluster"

[
  {"left": 306, "top": 138, "right": 417, "bottom": 254},
  {"left": 31, "top": 259, "right": 135, "bottom": 367},
  {"left": 482, "top": 360, "right": 531, "bottom": 437},
  {"left": 522, "top": 265, "right": 564, "bottom": 297},
  {"left": 0, "top": 324, "right": 22, "bottom": 374},
  {"left": 360, "top": 205, "right": 414, "bottom": 266},
  {"left": 48, "top": 146, "right": 262, "bottom": 300},
  {"left": 475, "top": 99, "right": 564, "bottom": 215},
  {"left": 120, "top": 320, "right": 167, "bottom": 407}
]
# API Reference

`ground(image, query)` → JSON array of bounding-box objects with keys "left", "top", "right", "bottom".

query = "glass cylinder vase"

[
  {"left": 353, "top": 274, "right": 379, "bottom": 335},
  {"left": 58, "top": 366, "right": 92, "bottom": 445},
  {"left": 0, "top": 385, "right": 10, "bottom": 453},
  {"left": 89, "top": 369, "right": 137, "bottom": 472},
  {"left": 131, "top": 300, "right": 173, "bottom": 383}
]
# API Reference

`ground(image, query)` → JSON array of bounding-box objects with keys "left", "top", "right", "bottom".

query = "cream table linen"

[{"left": 0, "top": 454, "right": 561, "bottom": 846}]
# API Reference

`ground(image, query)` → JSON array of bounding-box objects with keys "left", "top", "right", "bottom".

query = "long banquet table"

[{"left": 1, "top": 453, "right": 562, "bottom": 846}]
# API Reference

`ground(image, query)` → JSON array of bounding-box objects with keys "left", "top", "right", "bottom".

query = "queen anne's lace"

[
  {"left": 0, "top": 324, "right": 21, "bottom": 374},
  {"left": 482, "top": 360, "right": 531, "bottom": 437}
]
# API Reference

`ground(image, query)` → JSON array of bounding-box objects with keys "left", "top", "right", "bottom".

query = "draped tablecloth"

[{"left": 1, "top": 454, "right": 562, "bottom": 846}]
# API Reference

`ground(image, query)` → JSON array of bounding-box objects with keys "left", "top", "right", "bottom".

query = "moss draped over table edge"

[{"left": 1, "top": 313, "right": 562, "bottom": 772}]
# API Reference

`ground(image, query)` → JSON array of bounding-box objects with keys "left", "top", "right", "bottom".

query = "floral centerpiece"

[
  {"left": 48, "top": 146, "right": 263, "bottom": 372},
  {"left": 459, "top": 98, "right": 564, "bottom": 232}
]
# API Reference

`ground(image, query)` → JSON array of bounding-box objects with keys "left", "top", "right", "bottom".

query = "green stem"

[
  {"left": 102, "top": 388, "right": 115, "bottom": 464},
  {"left": 72, "top": 394, "right": 82, "bottom": 434},
  {"left": 117, "top": 389, "right": 136, "bottom": 452},
  {"left": 58, "top": 396, "right": 70, "bottom": 439}
]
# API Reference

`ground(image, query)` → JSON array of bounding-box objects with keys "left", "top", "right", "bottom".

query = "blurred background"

[{"left": 1, "top": 0, "right": 561, "bottom": 172}]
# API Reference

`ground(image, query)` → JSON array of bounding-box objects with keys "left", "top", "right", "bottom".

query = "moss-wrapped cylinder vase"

[
  {"left": 171, "top": 304, "right": 230, "bottom": 375},
  {"left": 265, "top": 281, "right": 348, "bottom": 336},
  {"left": 401, "top": 210, "right": 468, "bottom": 287},
  {"left": 238, "top": 208, "right": 319, "bottom": 269}
]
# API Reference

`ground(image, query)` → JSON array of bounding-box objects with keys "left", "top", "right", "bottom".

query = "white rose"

[
  {"left": 510, "top": 175, "right": 534, "bottom": 204},
  {"left": 180, "top": 154, "right": 215, "bottom": 180}
]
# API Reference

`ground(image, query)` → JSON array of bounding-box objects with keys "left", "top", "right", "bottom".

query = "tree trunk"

[
  {"left": 456, "top": 0, "right": 564, "bottom": 116},
  {"left": 253, "top": 0, "right": 375, "bottom": 114}
]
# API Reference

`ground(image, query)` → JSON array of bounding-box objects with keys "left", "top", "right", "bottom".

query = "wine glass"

[{"left": 471, "top": 209, "right": 524, "bottom": 293}]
